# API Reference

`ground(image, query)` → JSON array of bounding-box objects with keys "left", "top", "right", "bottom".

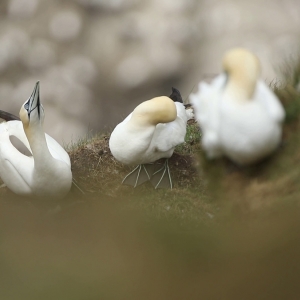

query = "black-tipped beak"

[
  {"left": 169, "top": 87, "right": 183, "bottom": 103},
  {"left": 24, "top": 81, "right": 41, "bottom": 119}
]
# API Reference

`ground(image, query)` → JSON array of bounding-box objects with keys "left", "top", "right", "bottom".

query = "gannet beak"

[{"left": 24, "top": 81, "right": 41, "bottom": 119}]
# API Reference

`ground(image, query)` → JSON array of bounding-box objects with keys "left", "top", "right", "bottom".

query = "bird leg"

[
  {"left": 122, "top": 164, "right": 153, "bottom": 187},
  {"left": 150, "top": 159, "right": 172, "bottom": 189}
]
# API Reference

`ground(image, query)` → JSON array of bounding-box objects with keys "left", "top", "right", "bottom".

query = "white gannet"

[
  {"left": 109, "top": 88, "right": 189, "bottom": 189},
  {"left": 0, "top": 81, "right": 72, "bottom": 198},
  {"left": 190, "top": 48, "right": 285, "bottom": 165}
]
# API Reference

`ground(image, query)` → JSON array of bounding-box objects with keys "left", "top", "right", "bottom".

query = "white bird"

[
  {"left": 109, "top": 88, "right": 190, "bottom": 189},
  {"left": 190, "top": 48, "right": 285, "bottom": 165},
  {"left": 0, "top": 81, "right": 72, "bottom": 198}
]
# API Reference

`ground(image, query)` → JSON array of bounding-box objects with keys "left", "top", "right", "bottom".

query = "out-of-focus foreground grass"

[
  {"left": 1, "top": 64, "right": 300, "bottom": 299},
  {"left": 1, "top": 197, "right": 300, "bottom": 300}
]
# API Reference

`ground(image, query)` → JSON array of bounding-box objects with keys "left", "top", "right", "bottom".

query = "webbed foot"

[
  {"left": 150, "top": 159, "right": 172, "bottom": 189},
  {"left": 122, "top": 164, "right": 154, "bottom": 187}
]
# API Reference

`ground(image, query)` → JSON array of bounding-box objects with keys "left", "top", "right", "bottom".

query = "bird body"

[
  {"left": 190, "top": 48, "right": 285, "bottom": 165},
  {"left": 109, "top": 89, "right": 189, "bottom": 188},
  {"left": 0, "top": 82, "right": 72, "bottom": 198},
  {"left": 110, "top": 101, "right": 187, "bottom": 165}
]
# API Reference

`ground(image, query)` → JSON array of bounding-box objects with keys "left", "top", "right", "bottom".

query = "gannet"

[
  {"left": 109, "top": 88, "right": 189, "bottom": 189},
  {"left": 190, "top": 48, "right": 285, "bottom": 165},
  {"left": 0, "top": 81, "right": 72, "bottom": 198}
]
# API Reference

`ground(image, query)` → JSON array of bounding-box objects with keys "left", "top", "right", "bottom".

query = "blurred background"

[{"left": 0, "top": 0, "right": 299, "bottom": 143}]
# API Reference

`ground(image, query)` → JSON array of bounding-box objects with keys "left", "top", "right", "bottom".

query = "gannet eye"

[{"left": 24, "top": 102, "right": 29, "bottom": 111}]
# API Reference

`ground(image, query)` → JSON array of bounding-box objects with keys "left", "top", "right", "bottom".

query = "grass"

[{"left": 2, "top": 63, "right": 300, "bottom": 299}]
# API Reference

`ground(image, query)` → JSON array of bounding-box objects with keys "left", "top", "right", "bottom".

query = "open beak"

[{"left": 24, "top": 81, "right": 41, "bottom": 119}]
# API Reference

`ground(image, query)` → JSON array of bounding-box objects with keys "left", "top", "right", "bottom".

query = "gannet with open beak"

[
  {"left": 0, "top": 81, "right": 72, "bottom": 198},
  {"left": 109, "top": 88, "right": 189, "bottom": 189},
  {"left": 190, "top": 48, "right": 285, "bottom": 165}
]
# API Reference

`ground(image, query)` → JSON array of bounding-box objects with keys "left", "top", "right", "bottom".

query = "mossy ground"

[{"left": 1, "top": 71, "right": 300, "bottom": 299}]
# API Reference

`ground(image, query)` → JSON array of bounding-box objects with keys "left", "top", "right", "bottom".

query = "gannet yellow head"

[
  {"left": 131, "top": 96, "right": 177, "bottom": 126},
  {"left": 222, "top": 48, "right": 261, "bottom": 99},
  {"left": 19, "top": 81, "right": 45, "bottom": 130}
]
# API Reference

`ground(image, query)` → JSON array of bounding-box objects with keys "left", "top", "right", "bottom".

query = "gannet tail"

[
  {"left": 0, "top": 110, "right": 20, "bottom": 121},
  {"left": 169, "top": 87, "right": 183, "bottom": 103}
]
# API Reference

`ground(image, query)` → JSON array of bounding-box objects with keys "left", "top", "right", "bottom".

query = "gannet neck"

[
  {"left": 24, "top": 124, "right": 52, "bottom": 164},
  {"left": 222, "top": 48, "right": 261, "bottom": 100},
  {"left": 129, "top": 96, "right": 177, "bottom": 127}
]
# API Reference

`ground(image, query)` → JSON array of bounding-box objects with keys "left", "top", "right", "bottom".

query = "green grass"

[{"left": 175, "top": 119, "right": 202, "bottom": 155}]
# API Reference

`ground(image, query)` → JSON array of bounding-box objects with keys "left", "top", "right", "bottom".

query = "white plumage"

[
  {"left": 0, "top": 81, "right": 72, "bottom": 198},
  {"left": 110, "top": 102, "right": 187, "bottom": 164},
  {"left": 109, "top": 88, "right": 189, "bottom": 188},
  {"left": 190, "top": 48, "right": 285, "bottom": 165}
]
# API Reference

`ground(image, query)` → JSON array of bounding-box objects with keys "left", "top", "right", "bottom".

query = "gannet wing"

[
  {"left": 190, "top": 74, "right": 225, "bottom": 131},
  {"left": 0, "top": 124, "right": 33, "bottom": 195},
  {"left": 189, "top": 74, "right": 226, "bottom": 158},
  {"left": 5, "top": 120, "right": 32, "bottom": 152},
  {"left": 256, "top": 80, "right": 285, "bottom": 123},
  {"left": 5, "top": 120, "right": 70, "bottom": 166},
  {"left": 45, "top": 134, "right": 71, "bottom": 166},
  {"left": 151, "top": 103, "right": 188, "bottom": 152},
  {"left": 152, "top": 120, "right": 184, "bottom": 152}
]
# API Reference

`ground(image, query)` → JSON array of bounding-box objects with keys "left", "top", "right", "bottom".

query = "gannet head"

[
  {"left": 222, "top": 48, "right": 261, "bottom": 99},
  {"left": 131, "top": 96, "right": 177, "bottom": 126},
  {"left": 19, "top": 81, "right": 45, "bottom": 129}
]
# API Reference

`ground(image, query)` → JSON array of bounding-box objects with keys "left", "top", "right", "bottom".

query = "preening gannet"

[
  {"left": 0, "top": 81, "right": 72, "bottom": 198},
  {"left": 109, "top": 88, "right": 189, "bottom": 189},
  {"left": 190, "top": 48, "right": 285, "bottom": 165}
]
